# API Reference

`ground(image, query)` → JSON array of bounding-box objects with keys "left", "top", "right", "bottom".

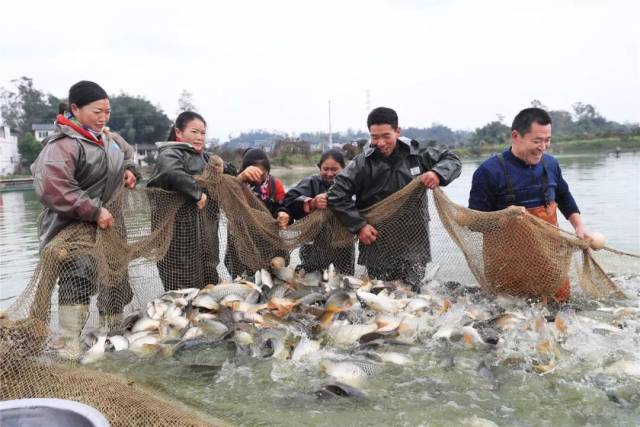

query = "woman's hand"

[
  {"left": 277, "top": 211, "right": 290, "bottom": 229},
  {"left": 238, "top": 166, "right": 264, "bottom": 184},
  {"left": 196, "top": 193, "right": 208, "bottom": 210},
  {"left": 123, "top": 169, "right": 137, "bottom": 189},
  {"left": 97, "top": 208, "right": 115, "bottom": 229},
  {"left": 311, "top": 193, "right": 328, "bottom": 210}
]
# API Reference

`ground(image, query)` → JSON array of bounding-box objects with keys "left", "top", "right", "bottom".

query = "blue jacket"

[{"left": 468, "top": 149, "right": 579, "bottom": 219}]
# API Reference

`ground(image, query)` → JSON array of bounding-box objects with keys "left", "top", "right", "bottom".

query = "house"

[
  {"left": 0, "top": 125, "right": 20, "bottom": 176},
  {"left": 32, "top": 123, "right": 56, "bottom": 142}
]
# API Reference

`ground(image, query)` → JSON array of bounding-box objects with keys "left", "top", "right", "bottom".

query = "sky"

[{"left": 1, "top": 0, "right": 638, "bottom": 141}]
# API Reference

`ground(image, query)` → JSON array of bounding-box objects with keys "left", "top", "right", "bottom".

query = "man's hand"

[
  {"left": 420, "top": 171, "right": 440, "bottom": 189},
  {"left": 311, "top": 193, "right": 328, "bottom": 210},
  {"left": 238, "top": 166, "right": 264, "bottom": 184},
  {"left": 574, "top": 224, "right": 586, "bottom": 239},
  {"left": 123, "top": 169, "right": 137, "bottom": 189},
  {"left": 277, "top": 211, "right": 290, "bottom": 229},
  {"left": 358, "top": 224, "right": 378, "bottom": 245},
  {"left": 196, "top": 193, "right": 208, "bottom": 210},
  {"left": 97, "top": 208, "right": 115, "bottom": 229}
]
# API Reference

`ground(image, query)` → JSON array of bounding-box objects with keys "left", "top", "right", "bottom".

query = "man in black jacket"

[{"left": 327, "top": 107, "right": 462, "bottom": 288}]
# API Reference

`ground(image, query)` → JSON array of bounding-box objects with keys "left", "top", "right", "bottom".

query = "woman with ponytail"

[{"left": 147, "top": 111, "right": 235, "bottom": 291}]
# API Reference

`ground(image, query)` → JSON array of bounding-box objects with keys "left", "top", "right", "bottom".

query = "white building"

[
  {"left": 32, "top": 123, "right": 56, "bottom": 142},
  {"left": 0, "top": 125, "right": 19, "bottom": 176}
]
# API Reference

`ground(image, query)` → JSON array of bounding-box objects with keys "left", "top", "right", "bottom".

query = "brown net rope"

[{"left": 1, "top": 156, "right": 637, "bottom": 425}]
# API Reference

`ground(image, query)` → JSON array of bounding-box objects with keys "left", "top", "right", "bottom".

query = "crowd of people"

[{"left": 31, "top": 80, "right": 594, "bottom": 358}]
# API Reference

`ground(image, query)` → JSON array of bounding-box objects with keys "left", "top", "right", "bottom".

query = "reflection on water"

[{"left": 0, "top": 190, "right": 41, "bottom": 306}]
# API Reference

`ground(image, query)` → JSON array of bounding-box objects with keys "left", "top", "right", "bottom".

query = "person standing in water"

[
  {"left": 468, "top": 107, "right": 593, "bottom": 301},
  {"left": 225, "top": 148, "right": 290, "bottom": 278},
  {"left": 328, "top": 107, "right": 462, "bottom": 289},
  {"left": 32, "top": 80, "right": 139, "bottom": 358},
  {"left": 147, "top": 111, "right": 235, "bottom": 290},
  {"left": 284, "top": 149, "right": 354, "bottom": 275}
]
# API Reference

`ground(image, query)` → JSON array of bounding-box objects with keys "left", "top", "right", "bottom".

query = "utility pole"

[
  {"left": 327, "top": 100, "right": 332, "bottom": 152},
  {"left": 365, "top": 89, "right": 371, "bottom": 113}
]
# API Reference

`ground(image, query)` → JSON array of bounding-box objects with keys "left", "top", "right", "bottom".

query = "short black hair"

[
  {"left": 511, "top": 108, "right": 552, "bottom": 135},
  {"left": 367, "top": 107, "right": 398, "bottom": 130},
  {"left": 317, "top": 148, "right": 345, "bottom": 168}
]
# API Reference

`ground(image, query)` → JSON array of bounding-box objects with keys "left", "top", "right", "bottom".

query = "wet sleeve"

[
  {"left": 468, "top": 166, "right": 497, "bottom": 212},
  {"left": 283, "top": 176, "right": 315, "bottom": 220},
  {"left": 423, "top": 146, "right": 462, "bottom": 186},
  {"left": 328, "top": 159, "right": 367, "bottom": 234},
  {"left": 31, "top": 139, "right": 102, "bottom": 221},
  {"left": 555, "top": 164, "right": 580, "bottom": 219},
  {"left": 151, "top": 150, "right": 202, "bottom": 201}
]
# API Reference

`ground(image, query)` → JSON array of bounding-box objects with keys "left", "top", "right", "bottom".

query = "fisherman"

[
  {"left": 147, "top": 111, "right": 236, "bottom": 290},
  {"left": 328, "top": 107, "right": 462, "bottom": 289},
  {"left": 468, "top": 107, "right": 592, "bottom": 301},
  {"left": 283, "top": 148, "right": 355, "bottom": 275},
  {"left": 31, "top": 80, "right": 140, "bottom": 358}
]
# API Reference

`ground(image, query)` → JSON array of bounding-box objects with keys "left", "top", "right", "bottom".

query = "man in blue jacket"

[{"left": 469, "top": 107, "right": 591, "bottom": 301}]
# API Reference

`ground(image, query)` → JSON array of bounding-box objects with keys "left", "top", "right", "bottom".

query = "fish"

[
  {"left": 326, "top": 323, "right": 379, "bottom": 346},
  {"left": 273, "top": 266, "right": 296, "bottom": 283},
  {"left": 192, "top": 293, "right": 220, "bottom": 311},
  {"left": 106, "top": 335, "right": 129, "bottom": 352},
  {"left": 320, "top": 359, "right": 382, "bottom": 388},
  {"left": 131, "top": 316, "right": 161, "bottom": 333},
  {"left": 291, "top": 337, "right": 321, "bottom": 361},
  {"left": 293, "top": 270, "right": 322, "bottom": 288},
  {"left": 356, "top": 290, "right": 407, "bottom": 314},
  {"left": 375, "top": 351, "right": 414, "bottom": 366},
  {"left": 128, "top": 334, "right": 162, "bottom": 356},
  {"left": 260, "top": 268, "right": 274, "bottom": 289},
  {"left": 319, "top": 381, "right": 367, "bottom": 399},
  {"left": 81, "top": 335, "right": 108, "bottom": 364}
]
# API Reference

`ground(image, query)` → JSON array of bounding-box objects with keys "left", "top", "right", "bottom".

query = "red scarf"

[{"left": 55, "top": 114, "right": 104, "bottom": 148}]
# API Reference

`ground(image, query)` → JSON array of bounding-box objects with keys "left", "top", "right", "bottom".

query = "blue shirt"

[{"left": 469, "top": 149, "right": 580, "bottom": 219}]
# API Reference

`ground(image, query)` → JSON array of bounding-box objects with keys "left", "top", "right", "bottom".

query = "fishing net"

[{"left": 1, "top": 156, "right": 638, "bottom": 425}]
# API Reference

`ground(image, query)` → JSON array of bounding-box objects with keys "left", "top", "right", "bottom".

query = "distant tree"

[
  {"left": 403, "top": 124, "right": 457, "bottom": 146},
  {"left": 17, "top": 132, "right": 42, "bottom": 167},
  {"left": 108, "top": 94, "right": 171, "bottom": 143},
  {"left": 0, "top": 77, "right": 60, "bottom": 135},
  {"left": 471, "top": 121, "right": 511, "bottom": 146},
  {"left": 530, "top": 99, "right": 549, "bottom": 110},
  {"left": 177, "top": 90, "right": 196, "bottom": 114},
  {"left": 572, "top": 102, "right": 607, "bottom": 135},
  {"left": 204, "top": 137, "right": 220, "bottom": 152},
  {"left": 548, "top": 110, "right": 574, "bottom": 135}
]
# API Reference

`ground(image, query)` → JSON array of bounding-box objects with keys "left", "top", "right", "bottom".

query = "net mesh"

[{"left": 1, "top": 156, "right": 637, "bottom": 425}]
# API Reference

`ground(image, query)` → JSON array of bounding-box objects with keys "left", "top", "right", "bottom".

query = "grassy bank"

[{"left": 452, "top": 135, "right": 640, "bottom": 158}]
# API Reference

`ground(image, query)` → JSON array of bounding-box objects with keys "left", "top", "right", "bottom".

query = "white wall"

[{"left": 0, "top": 126, "right": 20, "bottom": 175}]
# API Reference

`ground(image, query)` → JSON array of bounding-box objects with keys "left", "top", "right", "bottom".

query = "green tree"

[
  {"left": 0, "top": 77, "right": 60, "bottom": 135},
  {"left": 548, "top": 110, "right": 574, "bottom": 135},
  {"left": 470, "top": 121, "right": 511, "bottom": 146},
  {"left": 17, "top": 132, "right": 42, "bottom": 166},
  {"left": 108, "top": 94, "right": 171, "bottom": 144}
]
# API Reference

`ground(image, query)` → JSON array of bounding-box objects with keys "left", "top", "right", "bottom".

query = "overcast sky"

[{"left": 1, "top": 0, "right": 638, "bottom": 140}]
